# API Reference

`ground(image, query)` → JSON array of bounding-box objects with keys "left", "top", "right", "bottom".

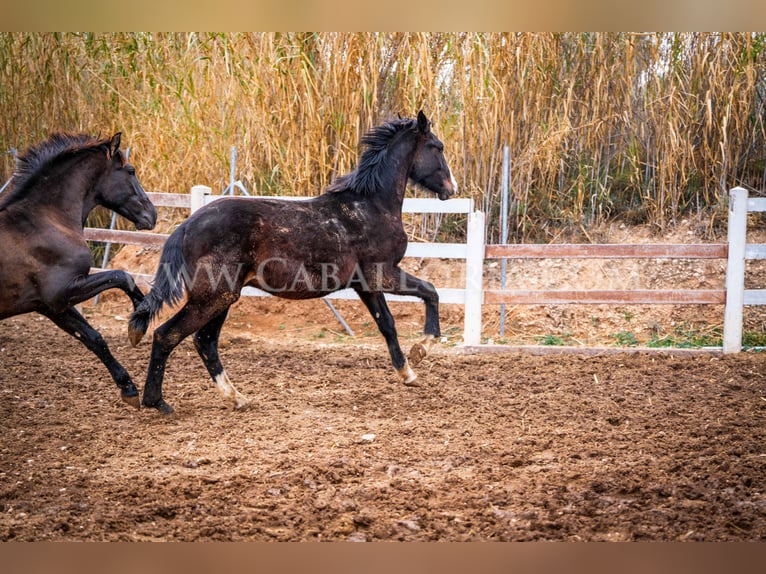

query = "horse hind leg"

[
  {"left": 141, "top": 302, "right": 219, "bottom": 415},
  {"left": 193, "top": 308, "right": 251, "bottom": 411},
  {"left": 42, "top": 307, "right": 140, "bottom": 409}
]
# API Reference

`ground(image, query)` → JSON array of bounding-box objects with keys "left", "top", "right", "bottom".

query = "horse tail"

[{"left": 128, "top": 224, "right": 188, "bottom": 346}]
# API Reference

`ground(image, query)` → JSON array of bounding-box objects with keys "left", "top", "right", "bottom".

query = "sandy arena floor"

[{"left": 1, "top": 307, "right": 765, "bottom": 541}]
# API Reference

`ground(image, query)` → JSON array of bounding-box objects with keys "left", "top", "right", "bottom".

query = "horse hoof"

[
  {"left": 408, "top": 335, "right": 435, "bottom": 367},
  {"left": 233, "top": 397, "right": 253, "bottom": 411},
  {"left": 397, "top": 363, "right": 419, "bottom": 386},
  {"left": 142, "top": 399, "right": 175, "bottom": 416},
  {"left": 128, "top": 328, "right": 144, "bottom": 348},
  {"left": 408, "top": 343, "right": 428, "bottom": 367},
  {"left": 120, "top": 392, "right": 141, "bottom": 410}
]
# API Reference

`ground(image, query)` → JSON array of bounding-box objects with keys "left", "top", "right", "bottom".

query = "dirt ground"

[
  {"left": 2, "top": 219, "right": 766, "bottom": 541},
  {"left": 1, "top": 305, "right": 765, "bottom": 541}
]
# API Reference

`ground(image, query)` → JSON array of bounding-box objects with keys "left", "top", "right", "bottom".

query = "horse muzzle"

[
  {"left": 437, "top": 173, "right": 458, "bottom": 200},
  {"left": 135, "top": 205, "right": 158, "bottom": 230}
]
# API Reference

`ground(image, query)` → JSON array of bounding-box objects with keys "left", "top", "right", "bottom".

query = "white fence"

[
  {"left": 723, "top": 187, "right": 766, "bottom": 352},
  {"left": 85, "top": 186, "right": 764, "bottom": 353}
]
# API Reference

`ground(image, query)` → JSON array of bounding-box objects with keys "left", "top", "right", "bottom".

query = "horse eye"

[{"left": 124, "top": 165, "right": 136, "bottom": 176}]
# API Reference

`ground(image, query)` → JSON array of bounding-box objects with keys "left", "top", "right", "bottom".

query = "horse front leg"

[
  {"left": 356, "top": 290, "right": 418, "bottom": 386},
  {"left": 62, "top": 270, "right": 145, "bottom": 310},
  {"left": 41, "top": 307, "right": 140, "bottom": 408},
  {"left": 386, "top": 269, "right": 440, "bottom": 367}
]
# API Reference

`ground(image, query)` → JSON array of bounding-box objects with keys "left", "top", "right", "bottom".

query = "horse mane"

[
  {"left": 325, "top": 117, "right": 418, "bottom": 196},
  {"left": 0, "top": 133, "right": 113, "bottom": 209}
]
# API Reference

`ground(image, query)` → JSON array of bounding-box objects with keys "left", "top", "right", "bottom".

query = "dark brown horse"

[
  {"left": 0, "top": 132, "right": 157, "bottom": 407},
  {"left": 129, "top": 111, "right": 457, "bottom": 414}
]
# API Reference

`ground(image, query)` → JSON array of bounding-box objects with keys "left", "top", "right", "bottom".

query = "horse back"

[
  {"left": 180, "top": 194, "right": 407, "bottom": 299},
  {"left": 187, "top": 194, "right": 405, "bottom": 257}
]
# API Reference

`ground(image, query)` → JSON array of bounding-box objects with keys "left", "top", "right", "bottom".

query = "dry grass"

[{"left": 1, "top": 33, "right": 765, "bottom": 241}]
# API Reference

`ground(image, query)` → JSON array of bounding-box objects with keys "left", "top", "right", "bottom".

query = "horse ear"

[
  {"left": 417, "top": 110, "right": 430, "bottom": 134},
  {"left": 110, "top": 132, "right": 122, "bottom": 156}
]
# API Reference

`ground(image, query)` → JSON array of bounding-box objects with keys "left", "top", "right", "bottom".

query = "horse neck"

[
  {"left": 21, "top": 154, "right": 105, "bottom": 227},
  {"left": 380, "top": 168, "right": 411, "bottom": 217},
  {"left": 374, "top": 137, "right": 417, "bottom": 215}
]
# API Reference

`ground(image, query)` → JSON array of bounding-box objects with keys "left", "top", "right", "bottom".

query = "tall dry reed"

[{"left": 1, "top": 32, "right": 764, "bottom": 242}]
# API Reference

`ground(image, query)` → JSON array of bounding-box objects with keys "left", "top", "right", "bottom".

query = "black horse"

[
  {"left": 0, "top": 132, "right": 157, "bottom": 407},
  {"left": 129, "top": 111, "right": 457, "bottom": 414}
]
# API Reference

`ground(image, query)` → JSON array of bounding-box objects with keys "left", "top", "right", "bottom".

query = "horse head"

[
  {"left": 409, "top": 110, "right": 457, "bottom": 201},
  {"left": 96, "top": 133, "right": 157, "bottom": 230}
]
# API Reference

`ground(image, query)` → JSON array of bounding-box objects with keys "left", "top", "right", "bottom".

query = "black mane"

[
  {"left": 0, "top": 133, "right": 112, "bottom": 209},
  {"left": 325, "top": 117, "right": 418, "bottom": 196}
]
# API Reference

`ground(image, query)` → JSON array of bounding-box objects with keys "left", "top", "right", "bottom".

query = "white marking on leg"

[
  {"left": 396, "top": 361, "right": 418, "bottom": 386},
  {"left": 214, "top": 371, "right": 251, "bottom": 410}
]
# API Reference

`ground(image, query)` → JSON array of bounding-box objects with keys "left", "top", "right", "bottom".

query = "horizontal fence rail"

[
  {"left": 85, "top": 186, "right": 764, "bottom": 353},
  {"left": 84, "top": 228, "right": 166, "bottom": 247},
  {"left": 482, "top": 289, "right": 727, "bottom": 306},
  {"left": 485, "top": 244, "right": 728, "bottom": 259},
  {"left": 481, "top": 243, "right": 729, "bottom": 308}
]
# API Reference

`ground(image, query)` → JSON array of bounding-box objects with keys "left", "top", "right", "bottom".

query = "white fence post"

[
  {"left": 463, "top": 210, "right": 485, "bottom": 346},
  {"left": 723, "top": 187, "right": 748, "bottom": 353},
  {"left": 190, "top": 185, "right": 211, "bottom": 213}
]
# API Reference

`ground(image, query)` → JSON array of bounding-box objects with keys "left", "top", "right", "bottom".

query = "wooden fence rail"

[{"left": 484, "top": 244, "right": 728, "bottom": 259}]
